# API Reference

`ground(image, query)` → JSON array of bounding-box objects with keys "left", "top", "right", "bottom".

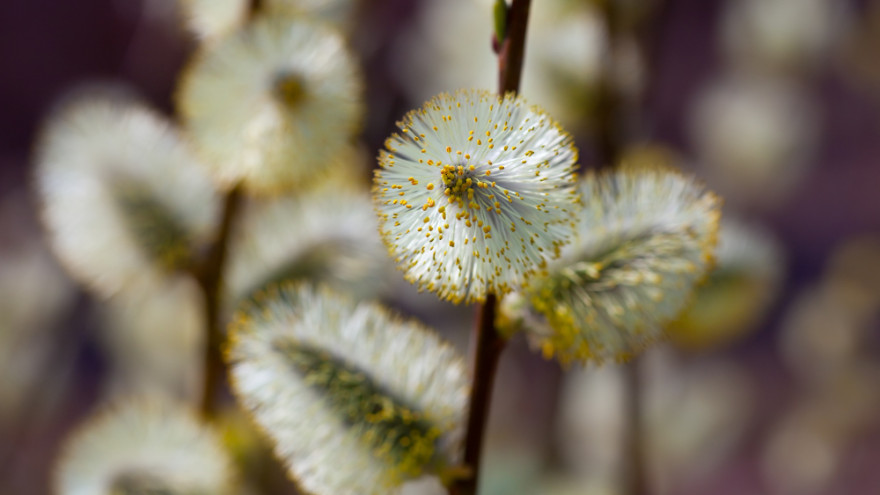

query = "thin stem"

[
  {"left": 622, "top": 358, "right": 648, "bottom": 495},
  {"left": 450, "top": 3, "right": 533, "bottom": 493},
  {"left": 452, "top": 294, "right": 505, "bottom": 495},
  {"left": 197, "top": 183, "right": 243, "bottom": 418},
  {"left": 497, "top": 0, "right": 532, "bottom": 94},
  {"left": 193, "top": 0, "right": 260, "bottom": 422}
]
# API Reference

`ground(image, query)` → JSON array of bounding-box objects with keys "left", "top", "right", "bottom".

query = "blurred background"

[{"left": 1, "top": 0, "right": 880, "bottom": 494}]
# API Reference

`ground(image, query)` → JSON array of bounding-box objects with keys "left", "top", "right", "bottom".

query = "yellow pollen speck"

[
  {"left": 426, "top": 183, "right": 435, "bottom": 190},
  {"left": 446, "top": 146, "right": 452, "bottom": 153}
]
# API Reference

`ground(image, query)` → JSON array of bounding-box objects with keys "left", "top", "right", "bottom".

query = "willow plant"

[{"left": 36, "top": 1, "right": 724, "bottom": 494}]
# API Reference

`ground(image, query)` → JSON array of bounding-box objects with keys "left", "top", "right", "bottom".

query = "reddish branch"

[{"left": 452, "top": 2, "right": 532, "bottom": 494}]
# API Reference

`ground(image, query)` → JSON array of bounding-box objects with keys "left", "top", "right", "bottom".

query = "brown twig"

[
  {"left": 497, "top": 0, "right": 532, "bottom": 94},
  {"left": 196, "top": 183, "right": 243, "bottom": 418},
  {"left": 451, "top": 294, "right": 505, "bottom": 495},
  {"left": 451, "top": 2, "right": 533, "bottom": 494}
]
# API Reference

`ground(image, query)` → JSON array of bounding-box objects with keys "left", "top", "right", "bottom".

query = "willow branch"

[
  {"left": 196, "top": 183, "right": 243, "bottom": 418},
  {"left": 451, "top": 2, "right": 533, "bottom": 494},
  {"left": 452, "top": 294, "right": 505, "bottom": 495},
  {"left": 622, "top": 358, "right": 648, "bottom": 495},
  {"left": 497, "top": 0, "right": 532, "bottom": 94}
]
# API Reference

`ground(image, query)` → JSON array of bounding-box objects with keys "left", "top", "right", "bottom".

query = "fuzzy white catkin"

[
  {"left": 504, "top": 163, "right": 721, "bottom": 364},
  {"left": 177, "top": 15, "right": 364, "bottom": 195},
  {"left": 35, "top": 87, "right": 219, "bottom": 297},
  {"left": 54, "top": 398, "right": 236, "bottom": 495},
  {"left": 179, "top": 0, "right": 248, "bottom": 42},
  {"left": 226, "top": 171, "right": 388, "bottom": 306},
  {"left": 228, "top": 283, "right": 468, "bottom": 495},
  {"left": 374, "top": 89, "right": 580, "bottom": 304}
]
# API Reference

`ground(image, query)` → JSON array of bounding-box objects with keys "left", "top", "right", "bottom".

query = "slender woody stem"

[
  {"left": 453, "top": 294, "right": 505, "bottom": 495},
  {"left": 497, "top": 0, "right": 532, "bottom": 94},
  {"left": 196, "top": 0, "right": 261, "bottom": 422},
  {"left": 622, "top": 357, "right": 648, "bottom": 495},
  {"left": 452, "top": 2, "right": 533, "bottom": 494},
  {"left": 198, "top": 184, "right": 243, "bottom": 418}
]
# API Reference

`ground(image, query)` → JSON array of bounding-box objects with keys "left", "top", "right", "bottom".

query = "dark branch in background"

[
  {"left": 595, "top": 0, "right": 670, "bottom": 169},
  {"left": 594, "top": 6, "right": 643, "bottom": 492},
  {"left": 451, "top": 2, "right": 532, "bottom": 494},
  {"left": 196, "top": 183, "right": 243, "bottom": 418},
  {"left": 594, "top": 2, "right": 671, "bottom": 493},
  {"left": 635, "top": 0, "right": 671, "bottom": 141},
  {"left": 622, "top": 358, "right": 648, "bottom": 495},
  {"left": 594, "top": 0, "right": 625, "bottom": 170}
]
